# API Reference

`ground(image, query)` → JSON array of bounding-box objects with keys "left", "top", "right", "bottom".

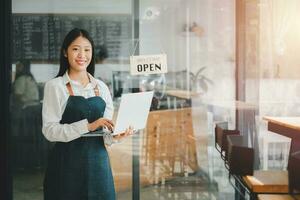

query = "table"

[
  {"left": 263, "top": 117, "right": 300, "bottom": 155},
  {"left": 258, "top": 194, "right": 300, "bottom": 200},
  {"left": 243, "top": 170, "right": 289, "bottom": 193},
  {"left": 165, "top": 89, "right": 200, "bottom": 99}
]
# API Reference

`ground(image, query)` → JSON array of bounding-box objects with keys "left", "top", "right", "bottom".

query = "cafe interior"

[{"left": 1, "top": 0, "right": 300, "bottom": 199}]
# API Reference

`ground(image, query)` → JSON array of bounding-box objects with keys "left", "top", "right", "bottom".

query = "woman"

[
  {"left": 11, "top": 59, "right": 41, "bottom": 169},
  {"left": 12, "top": 59, "right": 39, "bottom": 109},
  {"left": 42, "top": 28, "right": 132, "bottom": 200}
]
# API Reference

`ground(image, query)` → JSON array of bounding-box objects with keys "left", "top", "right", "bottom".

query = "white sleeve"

[
  {"left": 42, "top": 81, "right": 89, "bottom": 142},
  {"left": 101, "top": 82, "right": 114, "bottom": 120},
  {"left": 98, "top": 81, "right": 116, "bottom": 146}
]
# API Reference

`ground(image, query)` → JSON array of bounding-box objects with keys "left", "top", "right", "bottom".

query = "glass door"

[
  {"left": 11, "top": 0, "right": 134, "bottom": 199},
  {"left": 11, "top": 0, "right": 237, "bottom": 199}
]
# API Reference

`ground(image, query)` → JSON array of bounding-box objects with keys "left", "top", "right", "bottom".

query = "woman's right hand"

[{"left": 87, "top": 118, "right": 114, "bottom": 132}]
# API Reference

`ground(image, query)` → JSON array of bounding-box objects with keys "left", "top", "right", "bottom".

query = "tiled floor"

[
  {"left": 11, "top": 102, "right": 291, "bottom": 200},
  {"left": 11, "top": 106, "right": 238, "bottom": 200},
  {"left": 13, "top": 167, "right": 234, "bottom": 200},
  {"left": 117, "top": 174, "right": 232, "bottom": 200}
]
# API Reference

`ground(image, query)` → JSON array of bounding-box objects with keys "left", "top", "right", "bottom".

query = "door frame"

[{"left": 0, "top": 0, "right": 12, "bottom": 199}]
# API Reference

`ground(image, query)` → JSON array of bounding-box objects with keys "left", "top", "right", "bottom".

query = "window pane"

[{"left": 11, "top": 1, "right": 133, "bottom": 199}]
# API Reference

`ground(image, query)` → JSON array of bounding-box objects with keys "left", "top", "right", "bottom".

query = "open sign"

[{"left": 130, "top": 54, "right": 167, "bottom": 75}]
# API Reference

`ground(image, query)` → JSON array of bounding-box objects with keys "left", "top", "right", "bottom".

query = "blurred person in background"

[
  {"left": 12, "top": 59, "right": 39, "bottom": 109},
  {"left": 11, "top": 59, "right": 41, "bottom": 170}
]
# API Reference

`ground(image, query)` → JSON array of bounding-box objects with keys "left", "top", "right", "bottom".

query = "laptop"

[{"left": 82, "top": 91, "right": 154, "bottom": 137}]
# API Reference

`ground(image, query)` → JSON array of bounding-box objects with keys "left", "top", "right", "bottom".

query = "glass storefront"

[{"left": 8, "top": 0, "right": 300, "bottom": 199}]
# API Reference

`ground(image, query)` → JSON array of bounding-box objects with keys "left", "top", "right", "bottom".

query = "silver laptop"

[{"left": 83, "top": 91, "right": 154, "bottom": 137}]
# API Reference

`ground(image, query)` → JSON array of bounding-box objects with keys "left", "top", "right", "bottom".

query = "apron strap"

[{"left": 66, "top": 82, "right": 74, "bottom": 96}]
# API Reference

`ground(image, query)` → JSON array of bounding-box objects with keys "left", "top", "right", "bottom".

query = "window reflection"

[
  {"left": 10, "top": 0, "right": 238, "bottom": 200},
  {"left": 11, "top": 60, "right": 50, "bottom": 171}
]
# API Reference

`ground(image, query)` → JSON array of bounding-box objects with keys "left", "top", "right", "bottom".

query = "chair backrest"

[
  {"left": 215, "top": 123, "right": 240, "bottom": 161},
  {"left": 288, "top": 151, "right": 300, "bottom": 193},
  {"left": 215, "top": 125, "right": 224, "bottom": 150},
  {"left": 222, "top": 129, "right": 240, "bottom": 161},
  {"left": 146, "top": 108, "right": 199, "bottom": 175},
  {"left": 214, "top": 121, "right": 228, "bottom": 149},
  {"left": 227, "top": 135, "right": 254, "bottom": 176}
]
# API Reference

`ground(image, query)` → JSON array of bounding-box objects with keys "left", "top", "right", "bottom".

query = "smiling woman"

[{"left": 42, "top": 28, "right": 133, "bottom": 200}]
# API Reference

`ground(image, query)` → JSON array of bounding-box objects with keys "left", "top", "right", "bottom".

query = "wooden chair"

[
  {"left": 144, "top": 108, "right": 198, "bottom": 183},
  {"left": 243, "top": 170, "right": 289, "bottom": 196},
  {"left": 288, "top": 151, "right": 300, "bottom": 193},
  {"left": 226, "top": 134, "right": 292, "bottom": 200},
  {"left": 243, "top": 146, "right": 300, "bottom": 200},
  {"left": 227, "top": 135, "right": 254, "bottom": 176},
  {"left": 215, "top": 124, "right": 240, "bottom": 162}
]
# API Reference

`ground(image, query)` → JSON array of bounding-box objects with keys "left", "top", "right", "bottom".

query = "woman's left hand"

[{"left": 113, "top": 126, "right": 134, "bottom": 142}]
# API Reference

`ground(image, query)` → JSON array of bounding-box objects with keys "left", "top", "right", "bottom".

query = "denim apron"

[{"left": 44, "top": 83, "right": 115, "bottom": 200}]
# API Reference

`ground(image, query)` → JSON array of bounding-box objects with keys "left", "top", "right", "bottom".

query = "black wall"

[
  {"left": 12, "top": 14, "right": 132, "bottom": 62},
  {"left": 0, "top": 0, "right": 12, "bottom": 199}
]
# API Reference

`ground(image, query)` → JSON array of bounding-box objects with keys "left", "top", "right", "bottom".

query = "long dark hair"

[
  {"left": 56, "top": 28, "right": 95, "bottom": 77},
  {"left": 15, "top": 59, "right": 35, "bottom": 81}
]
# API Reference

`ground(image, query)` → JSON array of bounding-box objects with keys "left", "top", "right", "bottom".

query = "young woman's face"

[{"left": 65, "top": 36, "right": 92, "bottom": 73}]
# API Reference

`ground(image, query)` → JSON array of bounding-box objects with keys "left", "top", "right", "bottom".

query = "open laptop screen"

[{"left": 83, "top": 91, "right": 154, "bottom": 137}]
